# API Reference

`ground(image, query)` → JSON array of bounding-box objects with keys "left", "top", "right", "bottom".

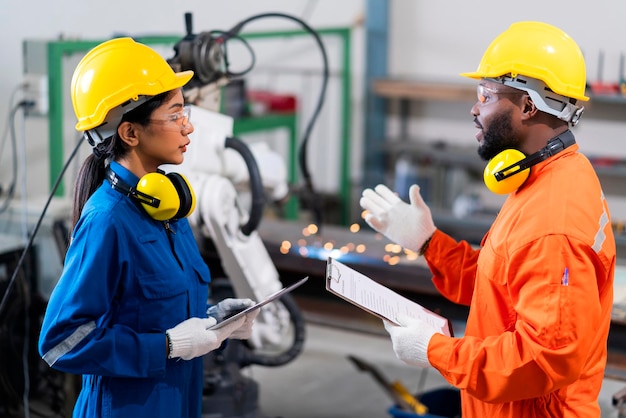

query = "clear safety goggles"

[
  {"left": 150, "top": 105, "right": 191, "bottom": 130},
  {"left": 477, "top": 84, "right": 525, "bottom": 105}
]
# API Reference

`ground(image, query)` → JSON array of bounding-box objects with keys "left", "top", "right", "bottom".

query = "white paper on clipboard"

[
  {"left": 325, "top": 258, "right": 453, "bottom": 337},
  {"left": 209, "top": 276, "right": 308, "bottom": 330}
]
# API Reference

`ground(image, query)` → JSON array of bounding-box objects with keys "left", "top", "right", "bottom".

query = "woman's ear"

[{"left": 117, "top": 121, "right": 138, "bottom": 146}]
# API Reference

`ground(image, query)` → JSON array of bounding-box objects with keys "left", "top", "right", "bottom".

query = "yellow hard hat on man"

[{"left": 462, "top": 21, "right": 587, "bottom": 126}]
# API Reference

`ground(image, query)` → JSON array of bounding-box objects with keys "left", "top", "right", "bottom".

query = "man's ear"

[
  {"left": 117, "top": 121, "right": 138, "bottom": 146},
  {"left": 521, "top": 96, "right": 537, "bottom": 119}
]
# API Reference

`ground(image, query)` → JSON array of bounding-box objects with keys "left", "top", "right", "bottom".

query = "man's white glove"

[
  {"left": 383, "top": 314, "right": 441, "bottom": 368},
  {"left": 207, "top": 298, "right": 259, "bottom": 340},
  {"left": 166, "top": 316, "right": 245, "bottom": 360},
  {"left": 360, "top": 184, "right": 435, "bottom": 252}
]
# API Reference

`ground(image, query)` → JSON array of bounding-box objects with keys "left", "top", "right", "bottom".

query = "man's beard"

[{"left": 477, "top": 111, "right": 522, "bottom": 161}]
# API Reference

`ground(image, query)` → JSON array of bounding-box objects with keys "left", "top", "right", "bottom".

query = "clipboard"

[
  {"left": 326, "top": 257, "right": 453, "bottom": 337},
  {"left": 209, "top": 276, "right": 309, "bottom": 330}
]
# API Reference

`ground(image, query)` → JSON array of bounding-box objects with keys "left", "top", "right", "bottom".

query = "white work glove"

[
  {"left": 360, "top": 184, "right": 435, "bottom": 252},
  {"left": 207, "top": 298, "right": 260, "bottom": 340},
  {"left": 166, "top": 316, "right": 245, "bottom": 360},
  {"left": 383, "top": 314, "right": 441, "bottom": 368}
]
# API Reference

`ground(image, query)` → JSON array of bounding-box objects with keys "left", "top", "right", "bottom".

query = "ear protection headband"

[
  {"left": 106, "top": 167, "right": 196, "bottom": 221},
  {"left": 483, "top": 129, "right": 576, "bottom": 194}
]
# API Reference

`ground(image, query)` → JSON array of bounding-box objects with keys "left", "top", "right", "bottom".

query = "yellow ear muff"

[
  {"left": 483, "top": 149, "right": 530, "bottom": 195},
  {"left": 166, "top": 172, "right": 196, "bottom": 219},
  {"left": 136, "top": 172, "right": 182, "bottom": 221},
  {"left": 106, "top": 167, "right": 196, "bottom": 221}
]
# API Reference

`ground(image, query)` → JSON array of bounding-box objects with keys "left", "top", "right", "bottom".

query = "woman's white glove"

[
  {"left": 207, "top": 298, "right": 259, "bottom": 340},
  {"left": 383, "top": 314, "right": 441, "bottom": 368},
  {"left": 229, "top": 308, "right": 259, "bottom": 340},
  {"left": 360, "top": 184, "right": 435, "bottom": 252},
  {"left": 166, "top": 316, "right": 245, "bottom": 360}
]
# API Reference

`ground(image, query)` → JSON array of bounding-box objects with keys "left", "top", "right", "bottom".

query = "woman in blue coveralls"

[{"left": 38, "top": 38, "right": 259, "bottom": 417}]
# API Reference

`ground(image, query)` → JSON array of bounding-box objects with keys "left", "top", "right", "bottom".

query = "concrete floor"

[
  {"left": 247, "top": 322, "right": 626, "bottom": 418},
  {"left": 19, "top": 320, "right": 626, "bottom": 418}
]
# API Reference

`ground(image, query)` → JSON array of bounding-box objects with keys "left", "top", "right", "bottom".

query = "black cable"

[
  {"left": 0, "top": 261, "right": 28, "bottom": 412},
  {"left": 0, "top": 134, "right": 83, "bottom": 416},
  {"left": 0, "top": 130, "right": 83, "bottom": 418},
  {"left": 224, "top": 12, "right": 329, "bottom": 228},
  {"left": 21, "top": 287, "right": 30, "bottom": 418},
  {"left": 0, "top": 133, "right": 85, "bottom": 319},
  {"left": 0, "top": 101, "right": 33, "bottom": 214},
  {"left": 242, "top": 292, "right": 306, "bottom": 367},
  {"left": 224, "top": 136, "right": 264, "bottom": 235},
  {"left": 209, "top": 30, "right": 257, "bottom": 80},
  {"left": 0, "top": 99, "right": 34, "bottom": 416},
  {"left": 0, "top": 86, "right": 24, "bottom": 175}
]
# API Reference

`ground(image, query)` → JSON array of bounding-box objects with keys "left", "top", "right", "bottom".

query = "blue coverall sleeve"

[{"left": 38, "top": 210, "right": 166, "bottom": 378}]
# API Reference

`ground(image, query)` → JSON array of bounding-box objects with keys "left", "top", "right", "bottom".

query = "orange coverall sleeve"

[
  {"left": 425, "top": 229, "right": 481, "bottom": 306},
  {"left": 427, "top": 234, "right": 610, "bottom": 403}
]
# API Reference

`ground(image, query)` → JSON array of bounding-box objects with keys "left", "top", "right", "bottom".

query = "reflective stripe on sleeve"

[
  {"left": 592, "top": 192, "right": 609, "bottom": 254},
  {"left": 42, "top": 321, "right": 96, "bottom": 366}
]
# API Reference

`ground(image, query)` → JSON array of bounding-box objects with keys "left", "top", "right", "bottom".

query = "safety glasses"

[
  {"left": 477, "top": 84, "right": 525, "bottom": 105},
  {"left": 150, "top": 105, "right": 191, "bottom": 130}
]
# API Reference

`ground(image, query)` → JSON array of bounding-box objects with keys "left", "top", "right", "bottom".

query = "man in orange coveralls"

[{"left": 360, "top": 21, "right": 616, "bottom": 417}]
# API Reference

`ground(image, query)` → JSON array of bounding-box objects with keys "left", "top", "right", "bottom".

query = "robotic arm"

[
  {"left": 174, "top": 104, "right": 304, "bottom": 365},
  {"left": 169, "top": 11, "right": 328, "bottom": 226},
  {"left": 164, "top": 10, "right": 329, "bottom": 367}
]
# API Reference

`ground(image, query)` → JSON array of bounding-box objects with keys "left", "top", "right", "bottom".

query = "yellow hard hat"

[
  {"left": 461, "top": 21, "right": 588, "bottom": 102},
  {"left": 71, "top": 37, "right": 193, "bottom": 133}
]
